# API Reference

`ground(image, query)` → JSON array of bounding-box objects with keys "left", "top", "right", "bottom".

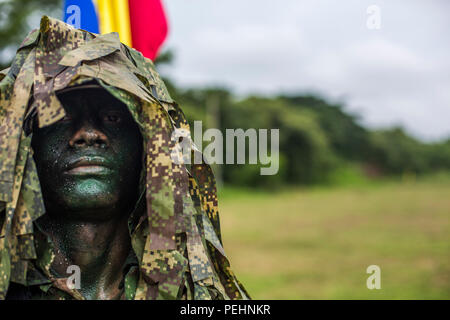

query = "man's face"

[{"left": 31, "top": 87, "right": 143, "bottom": 221}]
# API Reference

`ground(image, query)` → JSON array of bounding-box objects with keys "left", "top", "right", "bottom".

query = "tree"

[
  {"left": 280, "top": 95, "right": 370, "bottom": 161},
  {"left": 0, "top": 0, "right": 62, "bottom": 69}
]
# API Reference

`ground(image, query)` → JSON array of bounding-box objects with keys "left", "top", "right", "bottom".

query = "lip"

[{"left": 65, "top": 156, "right": 112, "bottom": 175}]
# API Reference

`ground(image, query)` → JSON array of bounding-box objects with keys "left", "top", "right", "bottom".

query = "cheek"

[
  {"left": 31, "top": 131, "right": 67, "bottom": 172},
  {"left": 113, "top": 133, "right": 143, "bottom": 172},
  {"left": 121, "top": 142, "right": 142, "bottom": 167}
]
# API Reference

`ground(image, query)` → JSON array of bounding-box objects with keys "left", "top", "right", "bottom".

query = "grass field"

[{"left": 218, "top": 177, "right": 450, "bottom": 299}]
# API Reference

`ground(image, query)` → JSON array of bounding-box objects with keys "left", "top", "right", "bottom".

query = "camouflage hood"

[{"left": 0, "top": 16, "right": 249, "bottom": 300}]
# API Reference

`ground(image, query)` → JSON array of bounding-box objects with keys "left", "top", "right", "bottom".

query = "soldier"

[{"left": 0, "top": 16, "right": 249, "bottom": 300}]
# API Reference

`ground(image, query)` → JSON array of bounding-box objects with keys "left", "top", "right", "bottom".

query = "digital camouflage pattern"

[{"left": 0, "top": 16, "right": 249, "bottom": 300}]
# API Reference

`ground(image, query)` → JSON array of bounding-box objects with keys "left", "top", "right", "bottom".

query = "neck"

[{"left": 38, "top": 210, "right": 131, "bottom": 300}]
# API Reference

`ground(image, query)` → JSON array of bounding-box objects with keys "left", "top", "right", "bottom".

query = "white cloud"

[{"left": 161, "top": 0, "right": 450, "bottom": 141}]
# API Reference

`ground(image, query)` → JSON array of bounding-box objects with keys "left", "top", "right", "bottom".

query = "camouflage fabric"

[{"left": 0, "top": 16, "right": 249, "bottom": 300}]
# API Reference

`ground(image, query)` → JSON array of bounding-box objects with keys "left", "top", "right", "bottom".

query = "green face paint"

[{"left": 31, "top": 87, "right": 143, "bottom": 221}]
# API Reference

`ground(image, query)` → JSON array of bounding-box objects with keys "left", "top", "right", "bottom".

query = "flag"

[{"left": 63, "top": 0, "right": 168, "bottom": 60}]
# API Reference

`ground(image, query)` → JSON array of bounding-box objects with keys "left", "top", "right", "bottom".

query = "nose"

[{"left": 69, "top": 124, "right": 109, "bottom": 148}]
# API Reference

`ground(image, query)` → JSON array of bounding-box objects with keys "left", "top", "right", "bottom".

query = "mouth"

[{"left": 65, "top": 156, "right": 112, "bottom": 176}]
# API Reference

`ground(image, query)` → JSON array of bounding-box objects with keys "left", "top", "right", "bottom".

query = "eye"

[
  {"left": 60, "top": 114, "right": 73, "bottom": 122},
  {"left": 103, "top": 112, "right": 122, "bottom": 123}
]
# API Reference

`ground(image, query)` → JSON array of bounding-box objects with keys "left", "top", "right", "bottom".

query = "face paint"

[{"left": 31, "top": 87, "right": 143, "bottom": 221}]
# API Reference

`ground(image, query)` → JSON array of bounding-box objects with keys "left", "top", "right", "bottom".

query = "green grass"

[{"left": 217, "top": 178, "right": 450, "bottom": 299}]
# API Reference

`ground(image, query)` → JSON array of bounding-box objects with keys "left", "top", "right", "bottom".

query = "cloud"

[{"left": 162, "top": 0, "right": 450, "bottom": 141}]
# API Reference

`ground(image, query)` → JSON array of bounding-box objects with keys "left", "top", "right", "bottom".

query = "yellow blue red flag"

[{"left": 63, "top": 0, "right": 168, "bottom": 60}]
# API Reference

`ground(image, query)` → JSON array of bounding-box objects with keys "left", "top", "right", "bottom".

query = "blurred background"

[{"left": 1, "top": 0, "right": 449, "bottom": 299}]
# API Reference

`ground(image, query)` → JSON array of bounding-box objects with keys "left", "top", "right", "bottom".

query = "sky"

[{"left": 160, "top": 0, "right": 450, "bottom": 142}]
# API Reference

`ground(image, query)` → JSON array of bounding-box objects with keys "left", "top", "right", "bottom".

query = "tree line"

[{"left": 165, "top": 82, "right": 450, "bottom": 188}]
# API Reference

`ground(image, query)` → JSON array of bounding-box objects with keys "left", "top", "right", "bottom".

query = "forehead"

[
  {"left": 28, "top": 87, "right": 136, "bottom": 133},
  {"left": 56, "top": 87, "right": 126, "bottom": 111}
]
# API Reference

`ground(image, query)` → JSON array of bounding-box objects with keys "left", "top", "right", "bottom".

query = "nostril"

[
  {"left": 94, "top": 138, "right": 106, "bottom": 147},
  {"left": 72, "top": 138, "right": 85, "bottom": 147},
  {"left": 69, "top": 128, "right": 108, "bottom": 148}
]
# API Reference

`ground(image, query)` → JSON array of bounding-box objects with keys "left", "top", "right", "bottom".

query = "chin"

[{"left": 56, "top": 179, "right": 122, "bottom": 220}]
